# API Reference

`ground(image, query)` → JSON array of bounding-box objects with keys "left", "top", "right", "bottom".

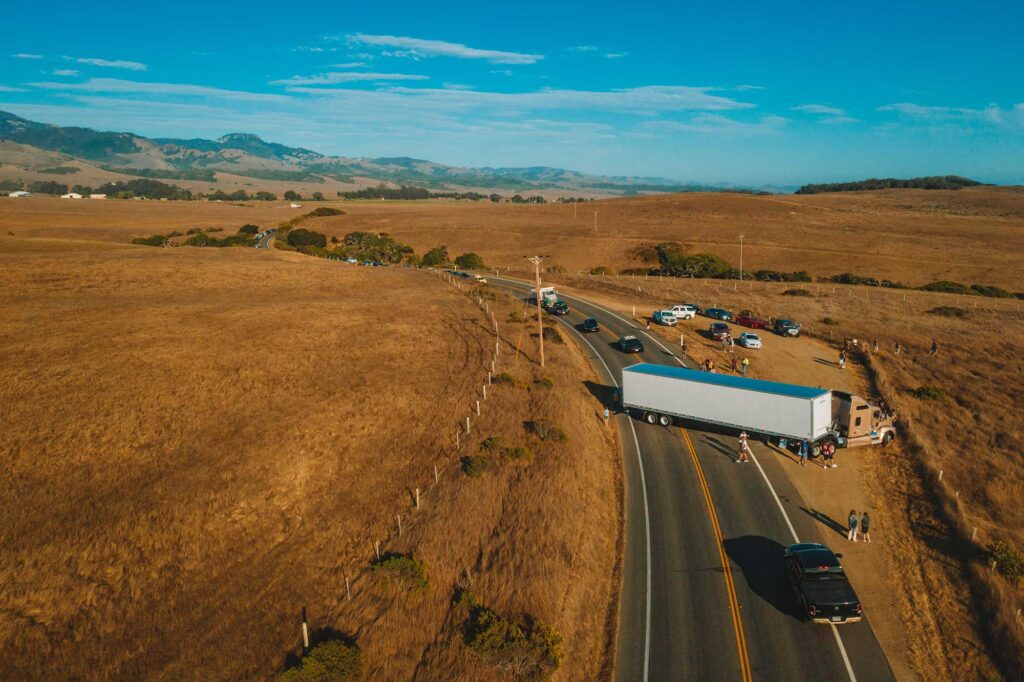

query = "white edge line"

[
  {"left": 494, "top": 276, "right": 651, "bottom": 682},
  {"left": 495, "top": 275, "right": 852, "bottom": 682}
]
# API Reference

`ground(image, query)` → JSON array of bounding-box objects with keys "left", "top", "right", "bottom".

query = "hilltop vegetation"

[{"left": 796, "top": 175, "right": 984, "bottom": 194}]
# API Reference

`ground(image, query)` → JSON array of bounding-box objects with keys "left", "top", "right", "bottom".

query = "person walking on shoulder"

[
  {"left": 847, "top": 510, "right": 858, "bottom": 542},
  {"left": 741, "top": 356, "right": 749, "bottom": 376},
  {"left": 928, "top": 340, "right": 938, "bottom": 357},
  {"left": 838, "top": 350, "right": 847, "bottom": 369},
  {"left": 798, "top": 439, "right": 809, "bottom": 467},
  {"left": 894, "top": 341, "right": 901, "bottom": 355},
  {"left": 736, "top": 431, "right": 750, "bottom": 463},
  {"left": 861, "top": 513, "right": 871, "bottom": 542}
]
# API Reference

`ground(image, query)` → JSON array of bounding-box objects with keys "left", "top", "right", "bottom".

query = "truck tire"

[
  {"left": 658, "top": 414, "right": 672, "bottom": 427},
  {"left": 644, "top": 412, "right": 658, "bottom": 425},
  {"left": 817, "top": 438, "right": 837, "bottom": 459}
]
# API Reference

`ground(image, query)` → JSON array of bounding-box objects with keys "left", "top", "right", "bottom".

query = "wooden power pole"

[{"left": 526, "top": 256, "right": 546, "bottom": 367}]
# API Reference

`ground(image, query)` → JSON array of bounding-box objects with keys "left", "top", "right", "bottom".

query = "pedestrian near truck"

[
  {"left": 861, "top": 513, "right": 871, "bottom": 542},
  {"left": 736, "top": 431, "right": 751, "bottom": 463},
  {"left": 798, "top": 440, "right": 809, "bottom": 467},
  {"left": 838, "top": 350, "right": 847, "bottom": 369},
  {"left": 741, "top": 357, "right": 749, "bottom": 376},
  {"left": 847, "top": 511, "right": 858, "bottom": 542}
]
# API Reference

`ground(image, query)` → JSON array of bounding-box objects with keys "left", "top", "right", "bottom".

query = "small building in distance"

[
  {"left": 7, "top": 190, "right": 32, "bottom": 197},
  {"left": 60, "top": 192, "right": 83, "bottom": 199},
  {"left": 88, "top": 193, "right": 107, "bottom": 199}
]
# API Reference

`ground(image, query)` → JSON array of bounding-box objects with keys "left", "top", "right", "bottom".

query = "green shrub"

[
  {"left": 239, "top": 223, "right": 259, "bottom": 234},
  {"left": 618, "top": 268, "right": 650, "bottom": 276},
  {"left": 929, "top": 306, "right": 969, "bottom": 318},
  {"left": 530, "top": 418, "right": 568, "bottom": 443},
  {"left": 207, "top": 227, "right": 224, "bottom": 233},
  {"left": 308, "top": 206, "right": 344, "bottom": 217},
  {"left": 503, "top": 446, "right": 534, "bottom": 462},
  {"left": 281, "top": 638, "right": 361, "bottom": 681},
  {"left": 507, "top": 310, "right": 524, "bottom": 323},
  {"left": 821, "top": 317, "right": 839, "bottom": 326},
  {"left": 988, "top": 540, "right": 1024, "bottom": 582},
  {"left": 545, "top": 265, "right": 567, "bottom": 274},
  {"left": 166, "top": 231, "right": 182, "bottom": 238},
  {"left": 919, "top": 280, "right": 972, "bottom": 295},
  {"left": 455, "top": 252, "right": 486, "bottom": 270},
  {"left": 589, "top": 265, "right": 613, "bottom": 275},
  {"left": 493, "top": 372, "right": 516, "bottom": 386},
  {"left": 480, "top": 436, "right": 505, "bottom": 452},
  {"left": 533, "top": 376, "right": 554, "bottom": 389},
  {"left": 422, "top": 245, "right": 449, "bottom": 268},
  {"left": 911, "top": 386, "right": 946, "bottom": 402},
  {"left": 540, "top": 327, "right": 564, "bottom": 344},
  {"left": 186, "top": 228, "right": 203, "bottom": 235},
  {"left": 970, "top": 284, "right": 1013, "bottom": 298},
  {"left": 783, "top": 288, "right": 813, "bottom": 296},
  {"left": 461, "top": 456, "right": 489, "bottom": 477},
  {"left": 288, "top": 228, "right": 327, "bottom": 248},
  {"left": 370, "top": 553, "right": 428, "bottom": 590},
  {"left": 458, "top": 592, "right": 562, "bottom": 679},
  {"left": 131, "top": 235, "right": 168, "bottom": 247}
]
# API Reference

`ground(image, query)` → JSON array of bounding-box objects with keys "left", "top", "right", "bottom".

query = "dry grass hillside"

[
  {"left": 539, "top": 272, "right": 1024, "bottom": 681},
  {"left": 0, "top": 240, "right": 619, "bottom": 679}
]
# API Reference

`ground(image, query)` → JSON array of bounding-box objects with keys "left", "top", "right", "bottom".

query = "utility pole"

[
  {"left": 526, "top": 255, "right": 546, "bottom": 367},
  {"left": 593, "top": 211, "right": 598, "bottom": 233},
  {"left": 739, "top": 234, "right": 745, "bottom": 282}
]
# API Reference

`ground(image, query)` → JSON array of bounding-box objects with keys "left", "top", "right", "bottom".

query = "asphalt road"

[
  {"left": 488, "top": 277, "right": 895, "bottom": 682},
  {"left": 254, "top": 230, "right": 275, "bottom": 249}
]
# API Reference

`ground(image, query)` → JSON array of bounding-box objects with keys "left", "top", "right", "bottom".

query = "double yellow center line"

[{"left": 681, "top": 428, "right": 753, "bottom": 682}]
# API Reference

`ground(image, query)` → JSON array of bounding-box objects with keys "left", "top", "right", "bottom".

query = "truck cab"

[
  {"left": 831, "top": 391, "right": 897, "bottom": 447},
  {"left": 529, "top": 287, "right": 558, "bottom": 306}
]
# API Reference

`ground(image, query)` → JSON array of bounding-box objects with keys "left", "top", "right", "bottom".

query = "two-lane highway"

[{"left": 489, "top": 276, "right": 895, "bottom": 682}]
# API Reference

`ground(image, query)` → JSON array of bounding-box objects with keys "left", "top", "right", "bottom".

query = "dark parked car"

[
  {"left": 704, "top": 307, "right": 734, "bottom": 321},
  {"left": 708, "top": 322, "right": 732, "bottom": 340},
  {"left": 579, "top": 318, "right": 600, "bottom": 333},
  {"left": 736, "top": 310, "right": 767, "bottom": 329},
  {"left": 683, "top": 302, "right": 703, "bottom": 315},
  {"left": 774, "top": 319, "right": 802, "bottom": 337},
  {"left": 618, "top": 335, "right": 645, "bottom": 353},
  {"left": 548, "top": 301, "right": 570, "bottom": 315},
  {"left": 784, "top": 543, "right": 862, "bottom": 624}
]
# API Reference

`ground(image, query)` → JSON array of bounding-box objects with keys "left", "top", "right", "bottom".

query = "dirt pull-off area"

[{"left": 0, "top": 242, "right": 620, "bottom": 679}]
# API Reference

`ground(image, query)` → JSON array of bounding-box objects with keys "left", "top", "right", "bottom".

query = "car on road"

[
  {"left": 667, "top": 304, "right": 698, "bottom": 320},
  {"left": 737, "top": 332, "right": 762, "bottom": 349},
  {"left": 345, "top": 257, "right": 358, "bottom": 264},
  {"left": 704, "top": 307, "right": 733, "bottom": 321},
  {"left": 652, "top": 310, "right": 678, "bottom": 326},
  {"left": 708, "top": 322, "right": 732, "bottom": 340},
  {"left": 547, "top": 301, "right": 570, "bottom": 315},
  {"left": 784, "top": 543, "right": 863, "bottom": 624},
  {"left": 618, "top": 335, "right": 645, "bottom": 353},
  {"left": 471, "top": 274, "right": 487, "bottom": 284},
  {"left": 774, "top": 319, "right": 802, "bottom": 337},
  {"left": 736, "top": 310, "right": 767, "bottom": 329},
  {"left": 579, "top": 318, "right": 600, "bottom": 333}
]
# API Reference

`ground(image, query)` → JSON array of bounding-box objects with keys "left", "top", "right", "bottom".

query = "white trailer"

[{"left": 622, "top": 363, "right": 832, "bottom": 442}]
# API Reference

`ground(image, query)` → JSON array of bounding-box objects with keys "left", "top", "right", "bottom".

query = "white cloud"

[
  {"left": 442, "top": 83, "right": 474, "bottom": 90},
  {"left": 734, "top": 85, "right": 764, "bottom": 91},
  {"left": 348, "top": 33, "right": 543, "bottom": 64},
  {"left": 328, "top": 62, "right": 366, "bottom": 68},
  {"left": 11, "top": 53, "right": 42, "bottom": 59},
  {"left": 72, "top": 57, "right": 147, "bottom": 71},
  {"left": 791, "top": 104, "right": 845, "bottom": 116},
  {"left": 29, "top": 78, "right": 290, "bottom": 102},
  {"left": 604, "top": 52, "right": 629, "bottom": 59},
  {"left": 288, "top": 84, "right": 754, "bottom": 115},
  {"left": 821, "top": 116, "right": 858, "bottom": 125},
  {"left": 270, "top": 72, "right": 428, "bottom": 86},
  {"left": 878, "top": 102, "right": 1023, "bottom": 127},
  {"left": 0, "top": 84, "right": 27, "bottom": 92},
  {"left": 569, "top": 46, "right": 599, "bottom": 52},
  {"left": 52, "top": 69, "right": 79, "bottom": 77},
  {"left": 642, "top": 114, "right": 786, "bottom": 136}
]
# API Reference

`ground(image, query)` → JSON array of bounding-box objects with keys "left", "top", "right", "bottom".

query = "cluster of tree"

[
  {"left": 422, "top": 245, "right": 449, "bottom": 267},
  {"left": 27, "top": 180, "right": 69, "bottom": 195},
  {"left": 36, "top": 166, "right": 79, "bottom": 175},
  {"left": 830, "top": 272, "right": 1017, "bottom": 297},
  {"left": 207, "top": 189, "right": 277, "bottom": 201},
  {"left": 339, "top": 184, "right": 502, "bottom": 202},
  {"left": 629, "top": 242, "right": 810, "bottom": 280},
  {"left": 454, "top": 252, "right": 485, "bottom": 270},
  {"left": 100, "top": 166, "right": 216, "bottom": 182},
  {"left": 94, "top": 179, "right": 193, "bottom": 200},
  {"left": 509, "top": 194, "right": 546, "bottom": 204},
  {"left": 830, "top": 272, "right": 907, "bottom": 288},
  {"left": 287, "top": 228, "right": 327, "bottom": 249},
  {"left": 337, "top": 231, "right": 413, "bottom": 263},
  {"left": 131, "top": 224, "right": 257, "bottom": 248},
  {"left": 796, "top": 175, "right": 983, "bottom": 194},
  {"left": 554, "top": 196, "right": 592, "bottom": 203}
]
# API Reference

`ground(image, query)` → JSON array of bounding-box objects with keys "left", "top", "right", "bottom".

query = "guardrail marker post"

[
  {"left": 345, "top": 576, "right": 351, "bottom": 601},
  {"left": 456, "top": 431, "right": 460, "bottom": 449},
  {"left": 476, "top": 400, "right": 480, "bottom": 416},
  {"left": 415, "top": 488, "right": 420, "bottom": 508},
  {"left": 397, "top": 514, "right": 402, "bottom": 537},
  {"left": 374, "top": 541, "right": 380, "bottom": 560},
  {"left": 301, "top": 606, "right": 310, "bottom": 654},
  {"left": 433, "top": 464, "right": 439, "bottom": 483},
  {"left": 466, "top": 416, "right": 471, "bottom": 434},
  {"left": 938, "top": 469, "right": 943, "bottom": 481},
  {"left": 972, "top": 527, "right": 978, "bottom": 541},
  {"left": 488, "top": 371, "right": 492, "bottom": 385}
]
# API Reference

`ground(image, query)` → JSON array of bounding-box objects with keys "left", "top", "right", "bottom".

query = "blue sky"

[{"left": 1, "top": 0, "right": 1022, "bottom": 185}]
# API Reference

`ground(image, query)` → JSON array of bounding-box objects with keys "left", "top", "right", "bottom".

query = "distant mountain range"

[{"left": 0, "top": 110, "right": 794, "bottom": 195}]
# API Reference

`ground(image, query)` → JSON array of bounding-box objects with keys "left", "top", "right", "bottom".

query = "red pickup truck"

[{"left": 736, "top": 310, "right": 767, "bottom": 329}]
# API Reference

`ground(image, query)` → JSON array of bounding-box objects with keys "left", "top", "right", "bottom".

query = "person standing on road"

[
  {"left": 861, "top": 513, "right": 871, "bottom": 542},
  {"left": 680, "top": 331, "right": 687, "bottom": 354},
  {"left": 838, "top": 350, "right": 847, "bottom": 369},
  {"left": 736, "top": 431, "right": 751, "bottom": 463},
  {"left": 872, "top": 338, "right": 879, "bottom": 352},
  {"left": 847, "top": 510, "right": 859, "bottom": 541},
  {"left": 823, "top": 444, "right": 835, "bottom": 469},
  {"left": 645, "top": 319, "right": 652, "bottom": 331},
  {"left": 741, "top": 357, "right": 749, "bottom": 376},
  {"left": 895, "top": 341, "right": 901, "bottom": 355},
  {"left": 798, "top": 439, "right": 809, "bottom": 467},
  {"left": 928, "top": 340, "right": 938, "bottom": 357}
]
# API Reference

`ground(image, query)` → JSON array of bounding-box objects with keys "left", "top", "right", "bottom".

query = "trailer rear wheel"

[
  {"left": 644, "top": 412, "right": 658, "bottom": 425},
  {"left": 657, "top": 414, "right": 672, "bottom": 427}
]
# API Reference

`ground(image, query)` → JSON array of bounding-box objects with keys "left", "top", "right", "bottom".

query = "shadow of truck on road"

[{"left": 723, "top": 535, "right": 803, "bottom": 620}]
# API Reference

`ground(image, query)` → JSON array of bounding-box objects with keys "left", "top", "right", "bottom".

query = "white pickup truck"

[{"left": 667, "top": 304, "right": 698, "bottom": 320}]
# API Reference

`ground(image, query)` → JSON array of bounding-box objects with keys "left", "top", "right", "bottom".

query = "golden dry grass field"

[{"left": 0, "top": 237, "right": 619, "bottom": 679}]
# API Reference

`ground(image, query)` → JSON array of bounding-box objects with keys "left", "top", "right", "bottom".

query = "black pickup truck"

[{"left": 783, "top": 543, "right": 863, "bottom": 624}]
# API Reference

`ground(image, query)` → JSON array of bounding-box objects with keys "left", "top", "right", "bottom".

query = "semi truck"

[
  {"left": 528, "top": 286, "right": 558, "bottom": 306},
  {"left": 621, "top": 363, "right": 896, "bottom": 457}
]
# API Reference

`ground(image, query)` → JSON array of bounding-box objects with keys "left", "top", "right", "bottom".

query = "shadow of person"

[
  {"left": 723, "top": 535, "right": 803, "bottom": 620},
  {"left": 799, "top": 507, "right": 848, "bottom": 538}
]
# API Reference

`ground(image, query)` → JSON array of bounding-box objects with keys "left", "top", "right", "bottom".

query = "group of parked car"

[
  {"left": 646, "top": 302, "right": 804, "bottom": 351},
  {"left": 447, "top": 270, "right": 487, "bottom": 283}
]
